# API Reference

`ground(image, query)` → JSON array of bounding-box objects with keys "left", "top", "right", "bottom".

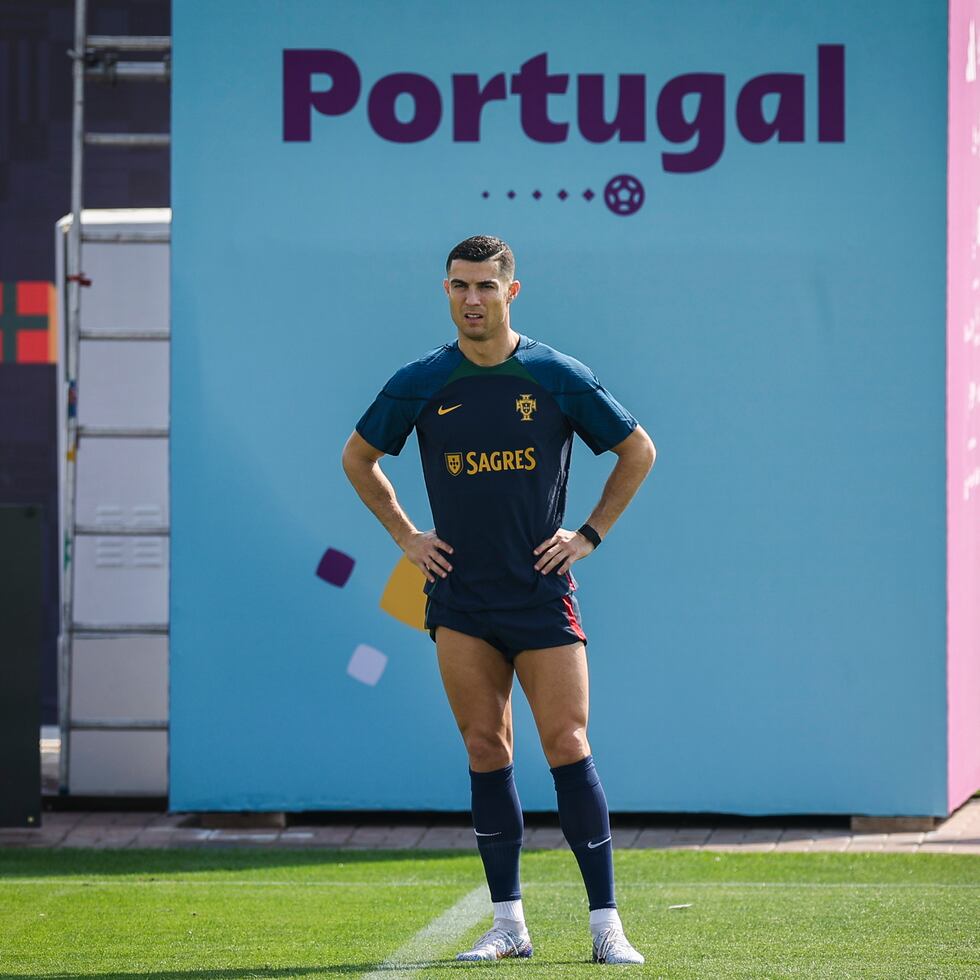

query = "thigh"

[
  {"left": 513, "top": 641, "right": 590, "bottom": 747},
  {"left": 435, "top": 626, "right": 516, "bottom": 760}
]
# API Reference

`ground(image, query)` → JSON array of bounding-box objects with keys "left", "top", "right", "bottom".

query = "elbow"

[{"left": 634, "top": 426, "right": 657, "bottom": 473}]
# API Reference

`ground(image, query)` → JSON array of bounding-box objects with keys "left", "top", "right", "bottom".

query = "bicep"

[
  {"left": 609, "top": 424, "right": 656, "bottom": 460},
  {"left": 342, "top": 429, "right": 385, "bottom": 467}
]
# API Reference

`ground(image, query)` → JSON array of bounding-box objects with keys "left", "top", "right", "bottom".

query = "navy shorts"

[{"left": 425, "top": 592, "right": 588, "bottom": 663}]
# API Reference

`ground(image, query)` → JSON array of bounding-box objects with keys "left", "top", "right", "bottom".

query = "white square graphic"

[{"left": 347, "top": 644, "right": 388, "bottom": 686}]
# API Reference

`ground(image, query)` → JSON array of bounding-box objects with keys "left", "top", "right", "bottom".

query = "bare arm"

[
  {"left": 533, "top": 424, "right": 657, "bottom": 576},
  {"left": 582, "top": 424, "right": 657, "bottom": 539},
  {"left": 341, "top": 430, "right": 453, "bottom": 584}
]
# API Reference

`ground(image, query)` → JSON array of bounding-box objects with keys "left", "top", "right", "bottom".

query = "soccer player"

[{"left": 342, "top": 235, "right": 656, "bottom": 965}]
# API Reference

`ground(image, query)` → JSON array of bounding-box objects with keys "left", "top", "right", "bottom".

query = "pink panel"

[{"left": 947, "top": 0, "right": 980, "bottom": 812}]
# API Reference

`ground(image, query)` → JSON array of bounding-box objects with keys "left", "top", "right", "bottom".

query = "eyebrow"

[{"left": 450, "top": 278, "right": 498, "bottom": 287}]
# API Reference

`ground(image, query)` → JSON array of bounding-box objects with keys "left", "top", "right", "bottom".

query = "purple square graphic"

[{"left": 316, "top": 547, "right": 355, "bottom": 587}]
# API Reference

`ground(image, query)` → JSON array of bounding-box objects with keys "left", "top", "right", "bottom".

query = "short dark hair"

[{"left": 445, "top": 235, "right": 515, "bottom": 281}]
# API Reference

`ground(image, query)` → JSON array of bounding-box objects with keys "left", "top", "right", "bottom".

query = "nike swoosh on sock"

[
  {"left": 474, "top": 830, "right": 503, "bottom": 837},
  {"left": 587, "top": 836, "right": 612, "bottom": 849}
]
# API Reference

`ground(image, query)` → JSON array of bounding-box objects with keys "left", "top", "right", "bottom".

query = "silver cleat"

[
  {"left": 592, "top": 926, "right": 645, "bottom": 965},
  {"left": 455, "top": 924, "right": 533, "bottom": 961}
]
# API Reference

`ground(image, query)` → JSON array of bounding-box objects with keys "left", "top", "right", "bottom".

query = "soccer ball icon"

[{"left": 603, "top": 174, "right": 645, "bottom": 216}]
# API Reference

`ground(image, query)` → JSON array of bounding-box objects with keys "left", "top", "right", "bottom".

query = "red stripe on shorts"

[{"left": 562, "top": 594, "right": 587, "bottom": 642}]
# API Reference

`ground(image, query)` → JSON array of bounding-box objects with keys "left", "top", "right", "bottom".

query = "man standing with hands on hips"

[{"left": 342, "top": 235, "right": 656, "bottom": 965}]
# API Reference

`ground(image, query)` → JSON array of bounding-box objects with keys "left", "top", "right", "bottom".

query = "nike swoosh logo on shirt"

[
  {"left": 587, "top": 836, "right": 612, "bottom": 849},
  {"left": 474, "top": 830, "right": 502, "bottom": 837},
  {"left": 438, "top": 404, "right": 462, "bottom": 415}
]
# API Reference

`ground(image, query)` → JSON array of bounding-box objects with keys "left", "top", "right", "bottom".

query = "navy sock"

[
  {"left": 470, "top": 764, "right": 524, "bottom": 902},
  {"left": 551, "top": 754, "right": 616, "bottom": 910}
]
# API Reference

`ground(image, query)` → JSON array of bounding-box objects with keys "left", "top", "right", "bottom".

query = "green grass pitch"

[{"left": 0, "top": 847, "right": 978, "bottom": 978}]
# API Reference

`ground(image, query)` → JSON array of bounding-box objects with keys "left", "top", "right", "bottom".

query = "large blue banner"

[{"left": 171, "top": 0, "right": 948, "bottom": 813}]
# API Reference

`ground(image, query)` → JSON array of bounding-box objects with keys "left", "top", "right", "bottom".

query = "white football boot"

[
  {"left": 455, "top": 924, "right": 534, "bottom": 961},
  {"left": 592, "top": 925, "right": 645, "bottom": 965}
]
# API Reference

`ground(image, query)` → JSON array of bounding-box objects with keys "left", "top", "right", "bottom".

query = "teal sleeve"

[
  {"left": 355, "top": 386, "right": 425, "bottom": 456},
  {"left": 354, "top": 347, "right": 459, "bottom": 455},
  {"left": 560, "top": 379, "right": 639, "bottom": 454}
]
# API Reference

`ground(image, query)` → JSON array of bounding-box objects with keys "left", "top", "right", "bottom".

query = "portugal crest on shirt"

[
  {"left": 445, "top": 452, "right": 463, "bottom": 476},
  {"left": 516, "top": 394, "right": 537, "bottom": 422}
]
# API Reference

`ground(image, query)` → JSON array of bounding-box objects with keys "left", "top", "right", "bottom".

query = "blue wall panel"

[{"left": 171, "top": 0, "right": 948, "bottom": 814}]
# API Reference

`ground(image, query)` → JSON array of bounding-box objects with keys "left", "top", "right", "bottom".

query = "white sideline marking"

[
  {"left": 0, "top": 879, "right": 977, "bottom": 890},
  {"left": 360, "top": 884, "right": 488, "bottom": 979}
]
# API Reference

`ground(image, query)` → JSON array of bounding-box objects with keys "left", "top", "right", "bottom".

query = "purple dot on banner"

[
  {"left": 532, "top": 189, "right": 542, "bottom": 199},
  {"left": 482, "top": 191, "right": 489, "bottom": 198},
  {"left": 507, "top": 190, "right": 516, "bottom": 199},
  {"left": 316, "top": 547, "right": 355, "bottom": 587},
  {"left": 583, "top": 189, "right": 595, "bottom": 201},
  {"left": 558, "top": 189, "right": 568, "bottom": 200}
]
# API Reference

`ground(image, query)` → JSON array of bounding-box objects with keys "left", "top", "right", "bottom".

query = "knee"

[
  {"left": 541, "top": 727, "right": 590, "bottom": 769},
  {"left": 463, "top": 729, "right": 512, "bottom": 772}
]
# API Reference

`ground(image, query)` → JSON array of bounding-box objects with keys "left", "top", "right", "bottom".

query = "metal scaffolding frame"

[{"left": 59, "top": 0, "right": 171, "bottom": 794}]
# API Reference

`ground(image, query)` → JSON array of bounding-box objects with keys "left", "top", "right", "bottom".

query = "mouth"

[{"left": 463, "top": 313, "right": 484, "bottom": 321}]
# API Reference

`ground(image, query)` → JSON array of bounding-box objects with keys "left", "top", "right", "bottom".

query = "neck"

[{"left": 458, "top": 326, "right": 521, "bottom": 367}]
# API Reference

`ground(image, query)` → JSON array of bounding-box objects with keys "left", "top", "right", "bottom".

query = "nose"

[{"left": 464, "top": 286, "right": 482, "bottom": 306}]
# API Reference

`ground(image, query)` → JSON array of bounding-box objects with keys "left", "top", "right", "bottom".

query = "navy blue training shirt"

[{"left": 355, "top": 335, "right": 639, "bottom": 611}]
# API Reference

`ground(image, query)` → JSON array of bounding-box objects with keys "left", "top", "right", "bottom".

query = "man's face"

[{"left": 443, "top": 258, "right": 520, "bottom": 341}]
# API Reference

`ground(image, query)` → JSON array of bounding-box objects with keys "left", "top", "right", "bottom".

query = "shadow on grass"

[
  {"left": 0, "top": 962, "right": 588, "bottom": 978},
  {"left": 0, "top": 969, "right": 411, "bottom": 979},
  {"left": 0, "top": 847, "right": 486, "bottom": 878},
  {"left": 0, "top": 972, "right": 370, "bottom": 979}
]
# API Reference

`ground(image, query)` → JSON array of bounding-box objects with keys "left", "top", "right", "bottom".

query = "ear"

[
  {"left": 443, "top": 278, "right": 450, "bottom": 296},
  {"left": 508, "top": 278, "right": 521, "bottom": 302}
]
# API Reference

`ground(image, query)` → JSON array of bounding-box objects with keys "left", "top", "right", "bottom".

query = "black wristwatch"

[{"left": 577, "top": 523, "right": 602, "bottom": 548}]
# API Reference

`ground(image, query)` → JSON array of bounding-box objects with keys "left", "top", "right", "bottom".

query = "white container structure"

[{"left": 55, "top": 208, "right": 170, "bottom": 796}]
